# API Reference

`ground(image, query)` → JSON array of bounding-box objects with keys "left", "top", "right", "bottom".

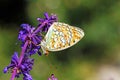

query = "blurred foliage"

[{"left": 0, "top": 0, "right": 120, "bottom": 80}]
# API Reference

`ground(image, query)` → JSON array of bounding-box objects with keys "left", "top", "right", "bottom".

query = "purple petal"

[
  {"left": 37, "top": 51, "right": 42, "bottom": 56},
  {"left": 3, "top": 67, "right": 8, "bottom": 73},
  {"left": 23, "top": 73, "right": 33, "bottom": 80},
  {"left": 44, "top": 12, "right": 49, "bottom": 19},
  {"left": 11, "top": 52, "right": 19, "bottom": 65},
  {"left": 21, "top": 24, "right": 31, "bottom": 31}
]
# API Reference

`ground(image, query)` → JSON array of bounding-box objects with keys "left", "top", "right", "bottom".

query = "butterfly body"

[{"left": 40, "top": 22, "right": 84, "bottom": 55}]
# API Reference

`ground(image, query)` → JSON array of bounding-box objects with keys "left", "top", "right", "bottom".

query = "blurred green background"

[{"left": 0, "top": 0, "right": 120, "bottom": 80}]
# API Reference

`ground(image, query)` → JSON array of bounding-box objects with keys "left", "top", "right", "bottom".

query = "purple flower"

[
  {"left": 3, "top": 52, "right": 34, "bottom": 80},
  {"left": 18, "top": 24, "right": 42, "bottom": 55},
  {"left": 37, "top": 12, "right": 58, "bottom": 32},
  {"left": 48, "top": 74, "right": 58, "bottom": 80},
  {"left": 3, "top": 52, "right": 19, "bottom": 74},
  {"left": 3, "top": 12, "right": 58, "bottom": 80}
]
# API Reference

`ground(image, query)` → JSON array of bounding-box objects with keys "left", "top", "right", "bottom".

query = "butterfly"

[{"left": 40, "top": 22, "right": 84, "bottom": 55}]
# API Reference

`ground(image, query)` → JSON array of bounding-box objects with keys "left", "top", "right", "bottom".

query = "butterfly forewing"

[{"left": 43, "top": 22, "right": 84, "bottom": 51}]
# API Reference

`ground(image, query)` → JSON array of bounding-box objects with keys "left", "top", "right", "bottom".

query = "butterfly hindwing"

[{"left": 43, "top": 22, "right": 84, "bottom": 51}]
